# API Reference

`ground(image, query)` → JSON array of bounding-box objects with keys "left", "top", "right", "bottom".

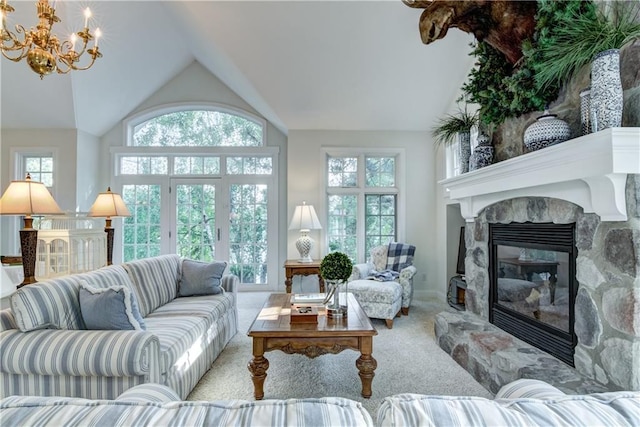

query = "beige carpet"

[{"left": 187, "top": 292, "right": 493, "bottom": 418}]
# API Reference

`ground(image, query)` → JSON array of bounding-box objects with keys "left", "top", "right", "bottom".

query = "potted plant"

[
  {"left": 319, "top": 251, "right": 353, "bottom": 317},
  {"left": 431, "top": 105, "right": 478, "bottom": 174},
  {"left": 534, "top": 1, "right": 640, "bottom": 130}
]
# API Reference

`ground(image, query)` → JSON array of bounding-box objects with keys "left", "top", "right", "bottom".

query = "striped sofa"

[
  {"left": 0, "top": 255, "right": 238, "bottom": 400},
  {"left": 377, "top": 379, "right": 640, "bottom": 427},
  {"left": 0, "top": 383, "right": 375, "bottom": 427}
]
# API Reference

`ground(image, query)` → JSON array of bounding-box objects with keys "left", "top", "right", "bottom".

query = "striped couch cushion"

[
  {"left": 115, "top": 383, "right": 180, "bottom": 403},
  {"left": 10, "top": 265, "right": 133, "bottom": 332},
  {"left": 377, "top": 392, "right": 640, "bottom": 427},
  {"left": 123, "top": 255, "right": 181, "bottom": 317},
  {"left": 495, "top": 379, "right": 567, "bottom": 399},
  {"left": 0, "top": 395, "right": 374, "bottom": 427},
  {"left": 143, "top": 314, "right": 209, "bottom": 375}
]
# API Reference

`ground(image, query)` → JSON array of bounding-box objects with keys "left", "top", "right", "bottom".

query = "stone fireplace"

[{"left": 439, "top": 128, "right": 640, "bottom": 392}]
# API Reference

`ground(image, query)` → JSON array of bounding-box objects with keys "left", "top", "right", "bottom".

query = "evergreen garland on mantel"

[{"left": 460, "top": 0, "right": 598, "bottom": 126}]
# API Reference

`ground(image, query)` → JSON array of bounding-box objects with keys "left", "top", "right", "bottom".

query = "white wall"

[
  {"left": 76, "top": 130, "right": 101, "bottom": 212},
  {"left": 287, "top": 130, "right": 439, "bottom": 299}
]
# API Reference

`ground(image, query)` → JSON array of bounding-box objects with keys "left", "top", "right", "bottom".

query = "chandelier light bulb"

[
  {"left": 95, "top": 28, "right": 101, "bottom": 47},
  {"left": 70, "top": 33, "right": 77, "bottom": 51},
  {"left": 84, "top": 7, "right": 91, "bottom": 28}
]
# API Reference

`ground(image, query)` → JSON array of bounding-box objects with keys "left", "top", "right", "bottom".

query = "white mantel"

[{"left": 439, "top": 127, "right": 640, "bottom": 222}]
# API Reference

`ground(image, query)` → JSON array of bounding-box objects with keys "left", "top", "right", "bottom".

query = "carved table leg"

[
  {"left": 356, "top": 336, "right": 377, "bottom": 398},
  {"left": 285, "top": 270, "right": 292, "bottom": 293},
  {"left": 248, "top": 338, "right": 270, "bottom": 400}
]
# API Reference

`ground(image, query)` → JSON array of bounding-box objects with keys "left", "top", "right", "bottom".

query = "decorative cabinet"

[{"left": 36, "top": 215, "right": 106, "bottom": 278}]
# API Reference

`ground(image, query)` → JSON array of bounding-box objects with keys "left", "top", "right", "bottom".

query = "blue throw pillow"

[
  {"left": 179, "top": 259, "right": 227, "bottom": 297},
  {"left": 79, "top": 280, "right": 146, "bottom": 330}
]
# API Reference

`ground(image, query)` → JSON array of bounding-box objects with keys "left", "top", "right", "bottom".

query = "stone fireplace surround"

[{"left": 438, "top": 128, "right": 639, "bottom": 392}]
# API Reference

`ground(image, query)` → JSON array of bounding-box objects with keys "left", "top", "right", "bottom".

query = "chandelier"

[{"left": 0, "top": 0, "right": 101, "bottom": 79}]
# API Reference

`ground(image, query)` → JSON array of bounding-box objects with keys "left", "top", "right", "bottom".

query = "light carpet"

[{"left": 187, "top": 292, "right": 493, "bottom": 418}]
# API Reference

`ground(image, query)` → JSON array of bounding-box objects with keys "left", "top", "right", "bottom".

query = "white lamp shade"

[
  {"left": 0, "top": 175, "right": 63, "bottom": 216},
  {"left": 288, "top": 202, "right": 322, "bottom": 231},
  {"left": 88, "top": 187, "right": 131, "bottom": 218}
]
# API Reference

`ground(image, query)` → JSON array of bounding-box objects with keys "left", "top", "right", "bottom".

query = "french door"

[
  {"left": 120, "top": 177, "right": 276, "bottom": 290},
  {"left": 170, "top": 178, "right": 224, "bottom": 262}
]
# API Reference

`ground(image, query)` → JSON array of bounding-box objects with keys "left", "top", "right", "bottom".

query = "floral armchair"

[{"left": 350, "top": 243, "right": 417, "bottom": 315}]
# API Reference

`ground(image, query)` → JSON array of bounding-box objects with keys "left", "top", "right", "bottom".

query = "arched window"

[{"left": 131, "top": 108, "right": 264, "bottom": 147}]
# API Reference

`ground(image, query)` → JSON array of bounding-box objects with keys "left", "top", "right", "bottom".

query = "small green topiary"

[{"left": 319, "top": 252, "right": 353, "bottom": 282}]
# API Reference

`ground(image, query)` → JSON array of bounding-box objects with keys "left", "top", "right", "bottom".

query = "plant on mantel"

[
  {"left": 431, "top": 104, "right": 478, "bottom": 146},
  {"left": 533, "top": 0, "right": 640, "bottom": 92},
  {"left": 459, "top": 0, "right": 600, "bottom": 126}
]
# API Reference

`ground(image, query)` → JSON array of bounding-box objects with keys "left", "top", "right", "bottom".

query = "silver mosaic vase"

[
  {"left": 590, "top": 49, "right": 623, "bottom": 132},
  {"left": 458, "top": 131, "right": 471, "bottom": 174},
  {"left": 579, "top": 87, "right": 592, "bottom": 135}
]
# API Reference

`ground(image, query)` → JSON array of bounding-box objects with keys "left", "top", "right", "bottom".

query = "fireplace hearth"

[{"left": 489, "top": 222, "right": 577, "bottom": 365}]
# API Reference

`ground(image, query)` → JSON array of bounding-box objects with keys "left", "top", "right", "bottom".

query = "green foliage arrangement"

[
  {"left": 431, "top": 105, "right": 478, "bottom": 146},
  {"left": 534, "top": 0, "right": 640, "bottom": 91},
  {"left": 460, "top": 0, "right": 602, "bottom": 126},
  {"left": 319, "top": 252, "right": 353, "bottom": 282}
]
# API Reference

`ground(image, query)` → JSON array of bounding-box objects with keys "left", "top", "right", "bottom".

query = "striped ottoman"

[{"left": 348, "top": 280, "right": 402, "bottom": 328}]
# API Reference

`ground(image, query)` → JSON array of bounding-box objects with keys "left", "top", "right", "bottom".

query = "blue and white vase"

[
  {"left": 590, "top": 49, "right": 623, "bottom": 132},
  {"left": 469, "top": 132, "right": 493, "bottom": 171},
  {"left": 523, "top": 110, "right": 571, "bottom": 151}
]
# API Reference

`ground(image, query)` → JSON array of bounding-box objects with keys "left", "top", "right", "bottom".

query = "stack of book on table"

[{"left": 290, "top": 293, "right": 325, "bottom": 305}]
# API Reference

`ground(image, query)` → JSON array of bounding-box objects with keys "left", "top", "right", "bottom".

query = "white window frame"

[
  {"left": 112, "top": 104, "right": 278, "bottom": 289},
  {"left": 320, "top": 147, "right": 406, "bottom": 263}
]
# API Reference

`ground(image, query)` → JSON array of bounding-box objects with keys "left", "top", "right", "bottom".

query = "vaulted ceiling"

[{"left": 1, "top": 1, "right": 476, "bottom": 137}]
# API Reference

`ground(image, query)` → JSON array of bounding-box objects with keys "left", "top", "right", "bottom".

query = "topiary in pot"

[{"left": 320, "top": 252, "right": 353, "bottom": 316}]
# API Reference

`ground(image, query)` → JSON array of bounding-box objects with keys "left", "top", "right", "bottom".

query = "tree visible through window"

[{"left": 133, "top": 110, "right": 263, "bottom": 147}]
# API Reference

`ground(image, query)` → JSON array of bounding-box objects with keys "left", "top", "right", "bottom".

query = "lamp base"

[
  {"left": 295, "top": 232, "right": 314, "bottom": 263},
  {"left": 18, "top": 228, "right": 38, "bottom": 288}
]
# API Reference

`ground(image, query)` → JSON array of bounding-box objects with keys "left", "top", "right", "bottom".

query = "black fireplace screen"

[{"left": 489, "top": 223, "right": 577, "bottom": 366}]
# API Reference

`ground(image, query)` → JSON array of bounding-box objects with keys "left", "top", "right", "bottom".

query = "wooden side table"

[{"left": 283, "top": 259, "right": 325, "bottom": 293}]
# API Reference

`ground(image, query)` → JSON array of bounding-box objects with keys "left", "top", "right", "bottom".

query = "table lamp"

[
  {"left": 88, "top": 187, "right": 131, "bottom": 266},
  {"left": 288, "top": 201, "right": 322, "bottom": 263},
  {"left": 0, "top": 174, "right": 63, "bottom": 287}
]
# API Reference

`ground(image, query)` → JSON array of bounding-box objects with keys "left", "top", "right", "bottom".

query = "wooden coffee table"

[{"left": 247, "top": 293, "right": 378, "bottom": 399}]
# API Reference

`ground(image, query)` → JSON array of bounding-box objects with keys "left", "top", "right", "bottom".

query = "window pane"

[
  {"left": 133, "top": 110, "right": 263, "bottom": 147},
  {"left": 24, "top": 155, "right": 54, "bottom": 188},
  {"left": 328, "top": 157, "right": 358, "bottom": 188},
  {"left": 327, "top": 195, "right": 357, "bottom": 260},
  {"left": 229, "top": 184, "right": 269, "bottom": 285},
  {"left": 227, "top": 157, "right": 272, "bottom": 175},
  {"left": 366, "top": 156, "right": 395, "bottom": 187},
  {"left": 119, "top": 157, "right": 167, "bottom": 175},
  {"left": 365, "top": 194, "right": 396, "bottom": 255},
  {"left": 176, "top": 184, "right": 216, "bottom": 260},
  {"left": 173, "top": 156, "right": 220, "bottom": 175},
  {"left": 122, "top": 184, "right": 162, "bottom": 261}
]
